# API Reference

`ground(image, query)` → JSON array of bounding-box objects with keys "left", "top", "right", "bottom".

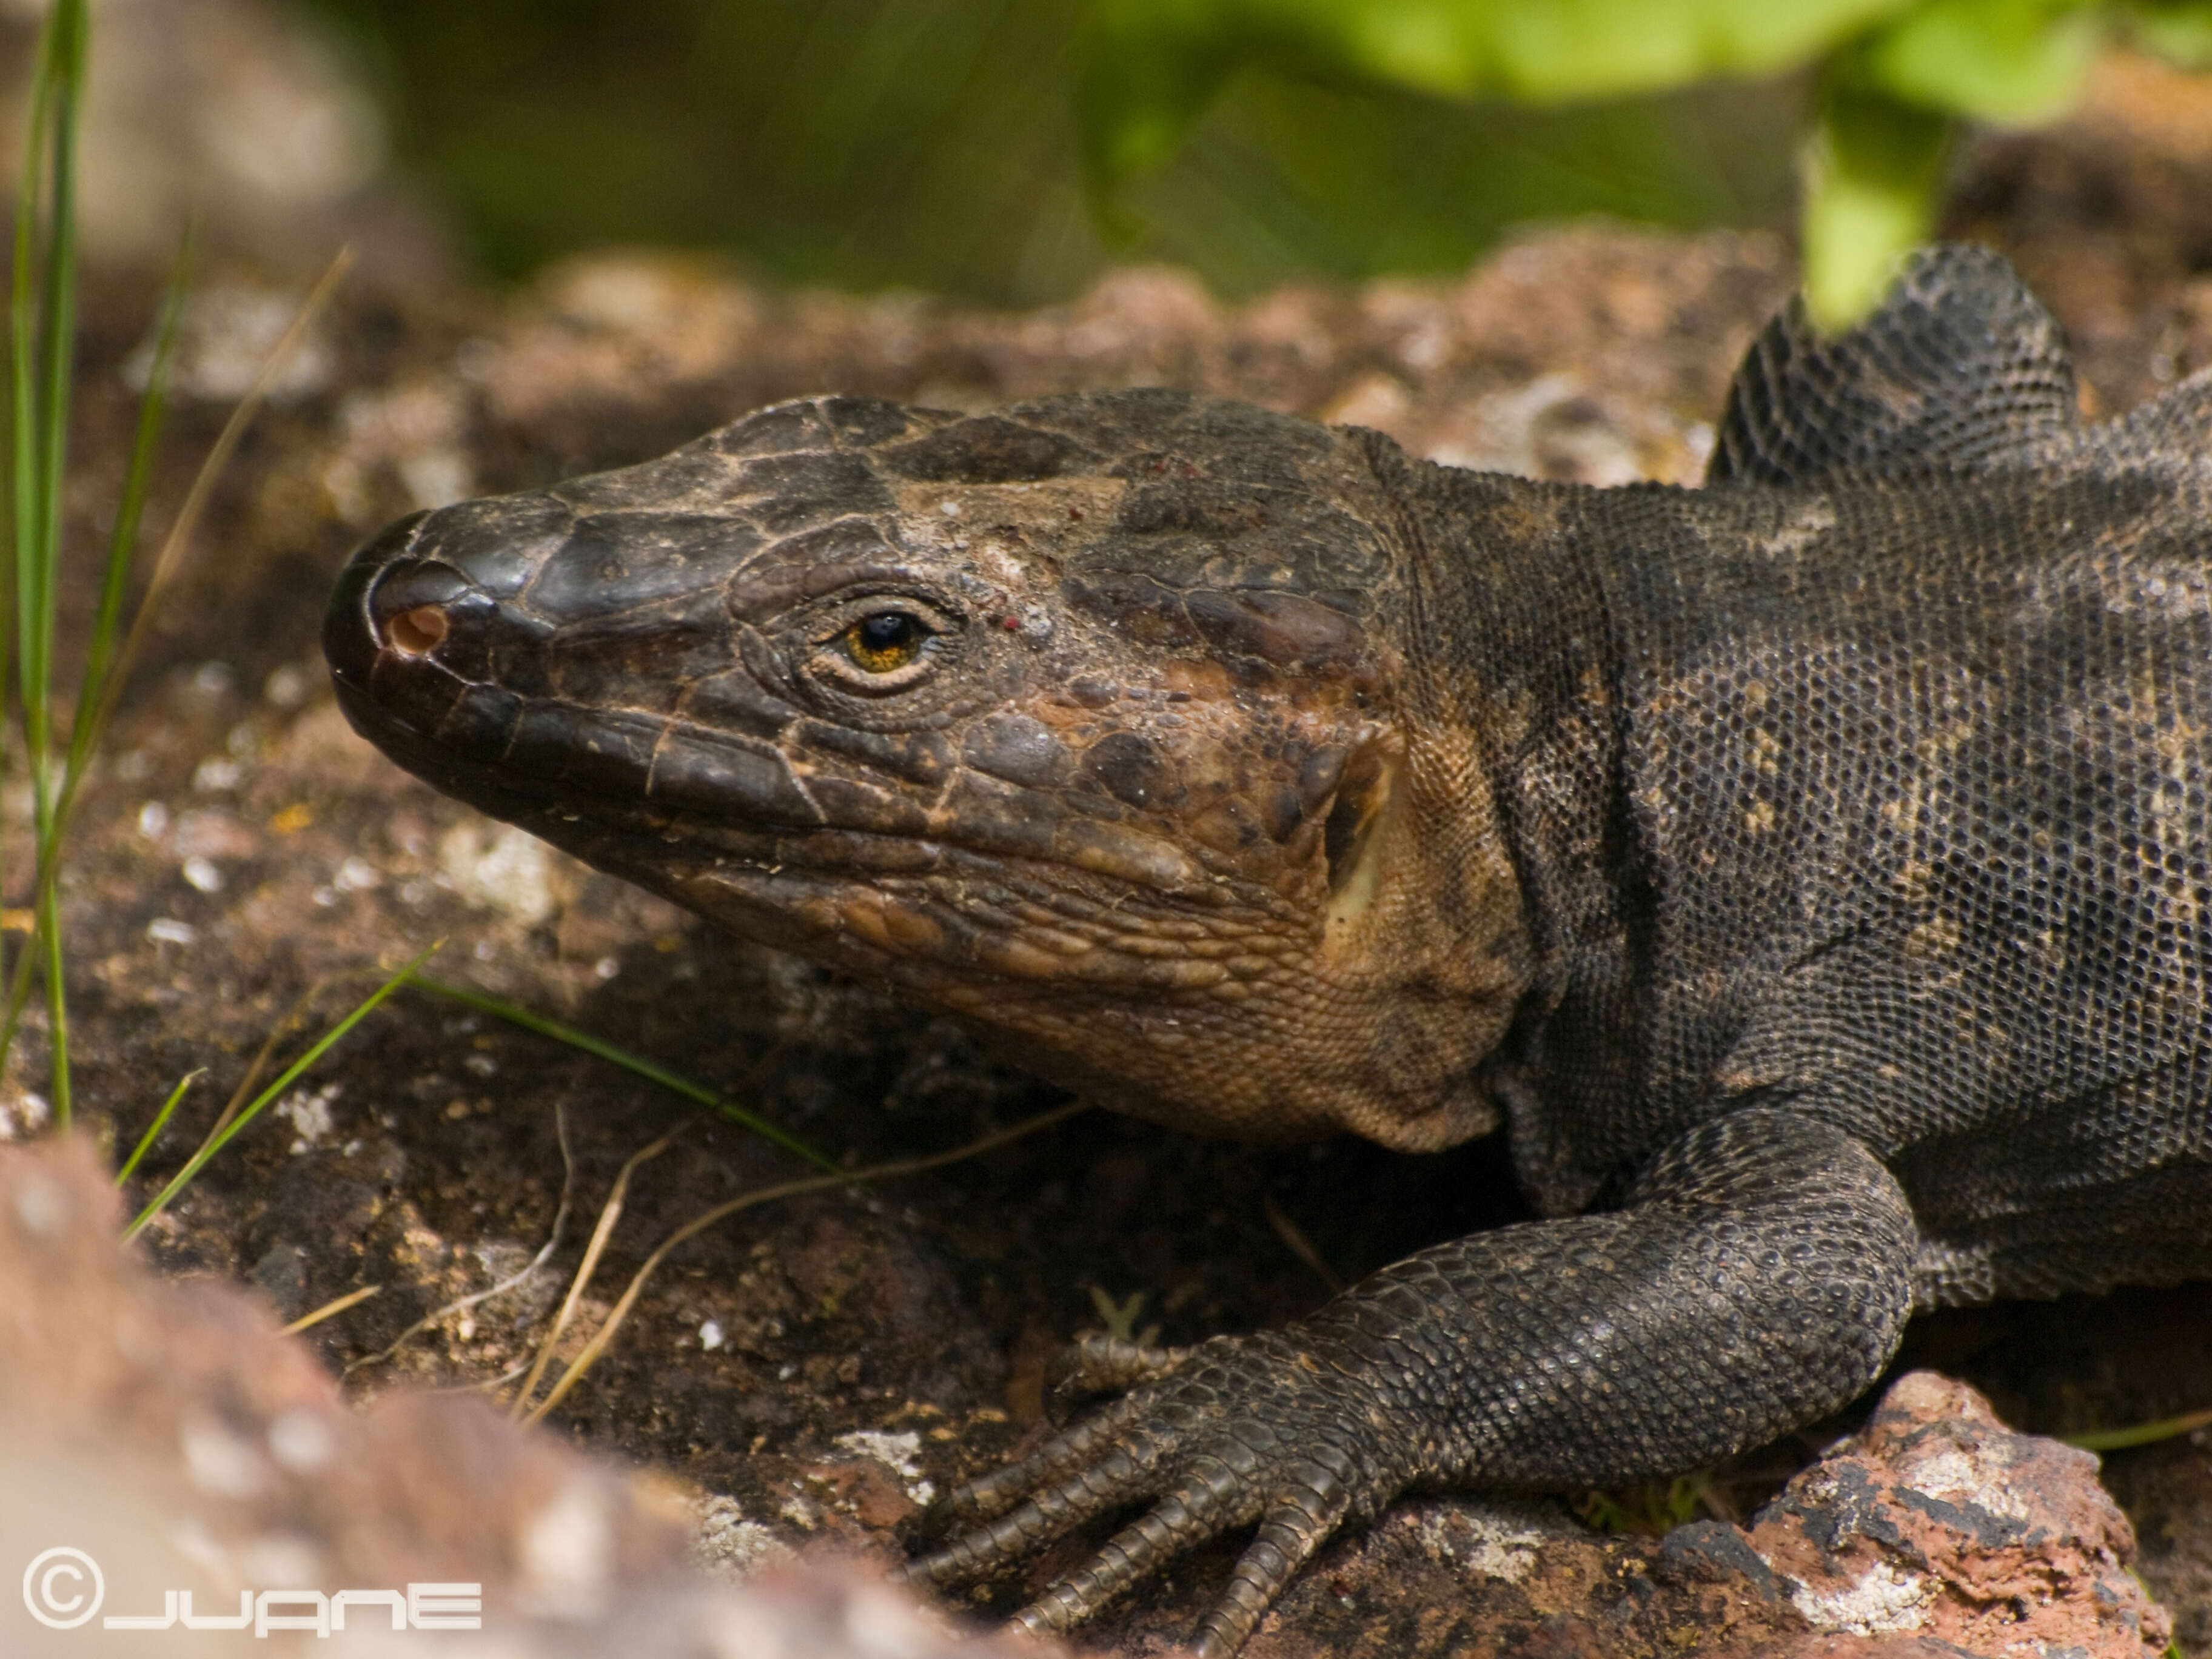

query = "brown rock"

[
  {"left": 0, "top": 1132, "right": 1064, "bottom": 1657},
  {"left": 1746, "top": 1372, "right": 2170, "bottom": 1658},
  {"left": 0, "top": 1136, "right": 697, "bottom": 1643},
  {"left": 1148, "top": 1373, "right": 2176, "bottom": 1658}
]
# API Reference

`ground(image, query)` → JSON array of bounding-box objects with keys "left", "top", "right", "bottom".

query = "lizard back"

[{"left": 1449, "top": 250, "right": 2212, "bottom": 1304}]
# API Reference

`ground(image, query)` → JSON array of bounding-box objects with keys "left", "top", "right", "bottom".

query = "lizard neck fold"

[{"left": 1364, "top": 442, "right": 1636, "bottom": 1165}]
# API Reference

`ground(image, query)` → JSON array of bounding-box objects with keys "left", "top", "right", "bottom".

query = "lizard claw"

[
  {"left": 910, "top": 1331, "right": 1402, "bottom": 1656},
  {"left": 1014, "top": 1465, "right": 1356, "bottom": 1658}
]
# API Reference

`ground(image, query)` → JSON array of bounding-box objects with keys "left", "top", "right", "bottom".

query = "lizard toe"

[
  {"left": 1054, "top": 1332, "right": 1196, "bottom": 1395},
  {"left": 943, "top": 1390, "right": 1151, "bottom": 1523},
  {"left": 1013, "top": 1460, "right": 1253, "bottom": 1632},
  {"left": 1008, "top": 1443, "right": 1361, "bottom": 1650},
  {"left": 912, "top": 1329, "right": 1409, "bottom": 1653},
  {"left": 1190, "top": 1486, "right": 1355, "bottom": 1658},
  {"left": 910, "top": 1431, "right": 1164, "bottom": 1584}
]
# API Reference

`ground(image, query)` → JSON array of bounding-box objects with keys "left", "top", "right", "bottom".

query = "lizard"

[{"left": 323, "top": 245, "right": 2212, "bottom": 1657}]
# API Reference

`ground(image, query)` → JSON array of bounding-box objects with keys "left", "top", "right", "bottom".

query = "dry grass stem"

[
  {"left": 281, "top": 1283, "right": 383, "bottom": 1335},
  {"left": 517, "top": 1099, "right": 1090, "bottom": 1425},
  {"left": 507, "top": 1125, "right": 680, "bottom": 1421},
  {"left": 1262, "top": 1189, "right": 1343, "bottom": 1296},
  {"left": 343, "top": 1100, "right": 580, "bottom": 1378}
]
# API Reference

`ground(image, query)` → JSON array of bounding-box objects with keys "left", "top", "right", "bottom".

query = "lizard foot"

[{"left": 906, "top": 1328, "right": 1408, "bottom": 1658}]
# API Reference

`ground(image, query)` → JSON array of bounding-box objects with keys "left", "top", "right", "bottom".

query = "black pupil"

[{"left": 860, "top": 613, "right": 918, "bottom": 653}]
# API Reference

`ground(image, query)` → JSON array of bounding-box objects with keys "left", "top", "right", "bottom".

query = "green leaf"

[
  {"left": 1800, "top": 80, "right": 1952, "bottom": 330},
  {"left": 2125, "top": 0, "right": 2212, "bottom": 66},
  {"left": 1078, "top": 1, "right": 1241, "bottom": 185},
  {"left": 1861, "top": 0, "right": 2104, "bottom": 122},
  {"left": 1079, "top": 0, "right": 1919, "bottom": 187}
]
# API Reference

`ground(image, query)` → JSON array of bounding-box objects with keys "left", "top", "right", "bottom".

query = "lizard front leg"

[{"left": 908, "top": 1108, "right": 1919, "bottom": 1657}]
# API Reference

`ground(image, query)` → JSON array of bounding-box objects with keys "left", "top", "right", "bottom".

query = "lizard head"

[{"left": 326, "top": 389, "right": 1529, "bottom": 1149}]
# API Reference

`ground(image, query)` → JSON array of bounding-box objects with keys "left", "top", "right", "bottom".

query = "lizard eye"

[
  {"left": 843, "top": 610, "right": 929, "bottom": 672},
  {"left": 811, "top": 597, "right": 957, "bottom": 695}
]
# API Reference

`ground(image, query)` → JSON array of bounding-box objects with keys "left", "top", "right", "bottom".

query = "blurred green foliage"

[
  {"left": 1082, "top": 0, "right": 2212, "bottom": 324},
  {"left": 290, "top": 0, "right": 2212, "bottom": 318},
  {"left": 289, "top": 0, "right": 1800, "bottom": 304}
]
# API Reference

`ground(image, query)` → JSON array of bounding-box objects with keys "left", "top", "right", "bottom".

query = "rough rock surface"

[
  {"left": 0, "top": 1131, "right": 2165, "bottom": 1657},
  {"left": 1081, "top": 1373, "right": 2167, "bottom": 1658},
  {"left": 0, "top": 49, "right": 2208, "bottom": 1659},
  {"left": 0, "top": 1133, "right": 683, "bottom": 1651},
  {"left": 0, "top": 1133, "right": 1052, "bottom": 1658},
  {"left": 1748, "top": 1375, "right": 2167, "bottom": 1657}
]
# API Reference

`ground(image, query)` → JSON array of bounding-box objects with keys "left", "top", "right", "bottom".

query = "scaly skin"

[{"left": 325, "top": 248, "right": 2212, "bottom": 1654}]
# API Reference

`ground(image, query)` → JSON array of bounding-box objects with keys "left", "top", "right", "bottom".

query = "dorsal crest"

[{"left": 1706, "top": 244, "right": 2079, "bottom": 487}]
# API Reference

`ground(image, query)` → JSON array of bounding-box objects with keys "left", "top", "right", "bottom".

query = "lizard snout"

[
  {"left": 366, "top": 560, "right": 470, "bottom": 659},
  {"left": 325, "top": 488, "right": 575, "bottom": 690},
  {"left": 324, "top": 508, "right": 522, "bottom": 771},
  {"left": 327, "top": 550, "right": 500, "bottom": 689}
]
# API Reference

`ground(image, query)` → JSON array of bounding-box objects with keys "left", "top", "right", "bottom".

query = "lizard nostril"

[{"left": 388, "top": 603, "right": 450, "bottom": 656}]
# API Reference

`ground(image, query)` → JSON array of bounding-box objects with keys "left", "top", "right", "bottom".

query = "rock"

[
  {"left": 0, "top": 1134, "right": 1048, "bottom": 1658},
  {"left": 1, "top": 1131, "right": 2170, "bottom": 1658},
  {"left": 1083, "top": 1372, "right": 2173, "bottom": 1658},
  {"left": 0, "top": 1136, "right": 687, "bottom": 1645},
  {"left": 1745, "top": 1372, "right": 2170, "bottom": 1658}
]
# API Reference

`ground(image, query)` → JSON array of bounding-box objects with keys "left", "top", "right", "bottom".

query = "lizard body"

[{"left": 324, "top": 247, "right": 2212, "bottom": 1655}]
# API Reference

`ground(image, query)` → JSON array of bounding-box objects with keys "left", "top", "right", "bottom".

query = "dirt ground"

[{"left": 8, "top": 49, "right": 2212, "bottom": 1658}]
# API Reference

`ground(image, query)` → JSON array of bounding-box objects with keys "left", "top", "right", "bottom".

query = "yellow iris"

[{"left": 843, "top": 611, "right": 927, "bottom": 672}]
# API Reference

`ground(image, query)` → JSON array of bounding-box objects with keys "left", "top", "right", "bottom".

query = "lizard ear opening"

[
  {"left": 1323, "top": 742, "right": 1400, "bottom": 929},
  {"left": 1707, "top": 243, "right": 2079, "bottom": 488},
  {"left": 1322, "top": 745, "right": 1387, "bottom": 888}
]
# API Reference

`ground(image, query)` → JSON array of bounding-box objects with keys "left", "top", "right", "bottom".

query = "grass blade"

[
  {"left": 6, "top": 0, "right": 89, "bottom": 1125},
  {"left": 64, "top": 227, "right": 192, "bottom": 788},
  {"left": 4, "top": 0, "right": 61, "bottom": 793},
  {"left": 414, "top": 972, "right": 837, "bottom": 1171},
  {"left": 2064, "top": 1404, "right": 2212, "bottom": 1453},
  {"left": 281, "top": 1283, "right": 383, "bottom": 1336},
  {"left": 343, "top": 1101, "right": 578, "bottom": 1378},
  {"left": 28, "top": 1, "right": 85, "bottom": 1121},
  {"left": 113, "top": 1065, "right": 203, "bottom": 1187},
  {"left": 506, "top": 1128, "right": 677, "bottom": 1423},
  {"left": 122, "top": 943, "right": 437, "bottom": 1242},
  {"left": 0, "top": 245, "right": 355, "bottom": 1084}
]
